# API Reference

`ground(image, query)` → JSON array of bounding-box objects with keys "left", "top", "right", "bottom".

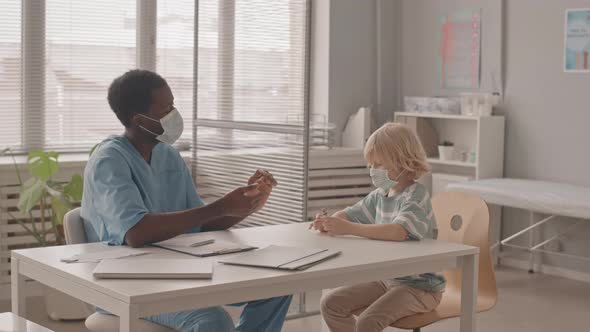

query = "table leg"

[
  {"left": 489, "top": 204, "right": 502, "bottom": 266},
  {"left": 460, "top": 254, "right": 478, "bottom": 332},
  {"left": 528, "top": 211, "right": 536, "bottom": 273},
  {"left": 320, "top": 289, "right": 329, "bottom": 332},
  {"left": 11, "top": 258, "right": 26, "bottom": 317},
  {"left": 120, "top": 305, "right": 140, "bottom": 332}
]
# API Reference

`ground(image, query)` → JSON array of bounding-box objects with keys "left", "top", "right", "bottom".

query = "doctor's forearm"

[
  {"left": 124, "top": 200, "right": 225, "bottom": 247},
  {"left": 201, "top": 216, "right": 244, "bottom": 231}
]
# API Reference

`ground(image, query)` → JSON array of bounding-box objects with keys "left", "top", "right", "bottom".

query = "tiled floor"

[{"left": 1, "top": 267, "right": 589, "bottom": 332}]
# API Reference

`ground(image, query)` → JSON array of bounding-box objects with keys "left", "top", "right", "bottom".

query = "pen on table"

[{"left": 190, "top": 239, "right": 215, "bottom": 247}]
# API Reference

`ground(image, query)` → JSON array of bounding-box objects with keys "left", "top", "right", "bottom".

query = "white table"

[
  {"left": 11, "top": 223, "right": 479, "bottom": 332},
  {"left": 0, "top": 312, "right": 54, "bottom": 331}
]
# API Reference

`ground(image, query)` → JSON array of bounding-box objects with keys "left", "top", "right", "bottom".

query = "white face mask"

[
  {"left": 370, "top": 167, "right": 404, "bottom": 193},
  {"left": 139, "top": 108, "right": 184, "bottom": 145}
]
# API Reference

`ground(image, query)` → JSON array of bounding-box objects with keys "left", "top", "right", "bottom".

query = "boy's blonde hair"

[{"left": 363, "top": 122, "right": 429, "bottom": 179}]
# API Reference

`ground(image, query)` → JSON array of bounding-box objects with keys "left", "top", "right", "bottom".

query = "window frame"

[{"left": 9, "top": 0, "right": 310, "bottom": 155}]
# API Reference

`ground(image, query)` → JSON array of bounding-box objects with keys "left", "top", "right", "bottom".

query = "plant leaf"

[
  {"left": 27, "top": 150, "right": 59, "bottom": 181},
  {"left": 18, "top": 179, "right": 46, "bottom": 213},
  {"left": 13, "top": 217, "right": 45, "bottom": 245},
  {"left": 51, "top": 195, "right": 71, "bottom": 226},
  {"left": 22, "top": 177, "right": 36, "bottom": 188},
  {"left": 43, "top": 182, "right": 62, "bottom": 198},
  {"left": 63, "top": 174, "right": 83, "bottom": 202},
  {"left": 0, "top": 148, "right": 9, "bottom": 156}
]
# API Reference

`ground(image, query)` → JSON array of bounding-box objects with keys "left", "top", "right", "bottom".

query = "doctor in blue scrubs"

[{"left": 81, "top": 69, "right": 292, "bottom": 332}]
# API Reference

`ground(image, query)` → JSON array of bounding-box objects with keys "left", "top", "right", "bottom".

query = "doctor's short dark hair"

[{"left": 108, "top": 69, "right": 168, "bottom": 127}]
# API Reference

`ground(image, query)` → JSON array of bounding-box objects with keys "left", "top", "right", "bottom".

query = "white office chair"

[{"left": 63, "top": 208, "right": 175, "bottom": 332}]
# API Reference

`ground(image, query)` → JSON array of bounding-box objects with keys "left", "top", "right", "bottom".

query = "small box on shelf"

[{"left": 427, "top": 158, "right": 476, "bottom": 168}]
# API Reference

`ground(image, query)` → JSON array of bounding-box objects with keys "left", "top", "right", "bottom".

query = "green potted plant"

[
  {"left": 0, "top": 148, "right": 92, "bottom": 321},
  {"left": 438, "top": 140, "right": 455, "bottom": 161},
  {"left": 0, "top": 149, "right": 83, "bottom": 245}
]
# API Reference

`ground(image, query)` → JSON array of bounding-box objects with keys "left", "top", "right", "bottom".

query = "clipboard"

[
  {"left": 153, "top": 238, "right": 257, "bottom": 257},
  {"left": 219, "top": 245, "right": 341, "bottom": 271}
]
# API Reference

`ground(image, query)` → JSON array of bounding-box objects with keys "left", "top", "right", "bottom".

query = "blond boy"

[{"left": 312, "top": 123, "right": 445, "bottom": 332}]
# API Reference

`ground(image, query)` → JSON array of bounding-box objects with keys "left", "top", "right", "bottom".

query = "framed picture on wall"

[
  {"left": 438, "top": 9, "right": 482, "bottom": 88},
  {"left": 564, "top": 8, "right": 590, "bottom": 72}
]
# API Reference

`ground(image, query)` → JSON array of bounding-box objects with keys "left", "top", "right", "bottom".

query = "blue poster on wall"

[{"left": 565, "top": 9, "right": 590, "bottom": 72}]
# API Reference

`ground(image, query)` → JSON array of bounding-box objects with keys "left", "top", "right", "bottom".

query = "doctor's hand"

[
  {"left": 246, "top": 169, "right": 276, "bottom": 212},
  {"left": 248, "top": 169, "right": 277, "bottom": 188},
  {"left": 219, "top": 184, "right": 265, "bottom": 218}
]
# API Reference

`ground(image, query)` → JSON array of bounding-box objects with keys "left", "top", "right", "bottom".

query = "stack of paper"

[
  {"left": 219, "top": 245, "right": 341, "bottom": 271},
  {"left": 153, "top": 234, "right": 257, "bottom": 257},
  {"left": 61, "top": 247, "right": 150, "bottom": 263},
  {"left": 93, "top": 258, "right": 213, "bottom": 279}
]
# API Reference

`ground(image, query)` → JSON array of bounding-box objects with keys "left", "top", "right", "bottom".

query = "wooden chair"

[{"left": 391, "top": 192, "right": 498, "bottom": 332}]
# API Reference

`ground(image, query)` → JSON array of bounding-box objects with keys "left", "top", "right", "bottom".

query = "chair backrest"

[
  {"left": 63, "top": 207, "right": 87, "bottom": 244},
  {"left": 432, "top": 192, "right": 497, "bottom": 305}
]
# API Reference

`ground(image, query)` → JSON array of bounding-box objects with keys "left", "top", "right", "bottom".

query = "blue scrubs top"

[{"left": 80, "top": 135, "right": 204, "bottom": 245}]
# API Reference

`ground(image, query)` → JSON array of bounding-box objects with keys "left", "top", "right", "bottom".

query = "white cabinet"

[{"left": 394, "top": 112, "right": 505, "bottom": 195}]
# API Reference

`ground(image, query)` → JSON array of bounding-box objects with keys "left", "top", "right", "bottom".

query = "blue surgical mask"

[{"left": 370, "top": 167, "right": 404, "bottom": 193}]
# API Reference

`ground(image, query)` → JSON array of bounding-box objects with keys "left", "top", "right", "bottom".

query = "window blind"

[
  {"left": 193, "top": 0, "right": 310, "bottom": 227},
  {"left": 0, "top": 1, "right": 22, "bottom": 150},
  {"left": 43, "top": 0, "right": 136, "bottom": 151},
  {"left": 157, "top": 0, "right": 195, "bottom": 149}
]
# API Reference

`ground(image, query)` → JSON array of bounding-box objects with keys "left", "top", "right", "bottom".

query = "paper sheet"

[
  {"left": 154, "top": 234, "right": 215, "bottom": 247},
  {"left": 155, "top": 240, "right": 256, "bottom": 257},
  {"left": 61, "top": 247, "right": 150, "bottom": 263}
]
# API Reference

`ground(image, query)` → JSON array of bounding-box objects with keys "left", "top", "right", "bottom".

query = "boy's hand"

[
  {"left": 313, "top": 216, "right": 355, "bottom": 236},
  {"left": 310, "top": 213, "right": 328, "bottom": 232}
]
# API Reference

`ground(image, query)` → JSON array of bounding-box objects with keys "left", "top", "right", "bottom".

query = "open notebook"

[
  {"left": 153, "top": 234, "right": 257, "bottom": 257},
  {"left": 93, "top": 258, "right": 213, "bottom": 279},
  {"left": 219, "top": 245, "right": 341, "bottom": 271}
]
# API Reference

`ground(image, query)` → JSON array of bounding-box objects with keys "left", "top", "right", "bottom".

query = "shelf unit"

[
  {"left": 394, "top": 112, "right": 481, "bottom": 121},
  {"left": 426, "top": 158, "right": 476, "bottom": 168},
  {"left": 395, "top": 112, "right": 505, "bottom": 264},
  {"left": 394, "top": 112, "right": 505, "bottom": 193}
]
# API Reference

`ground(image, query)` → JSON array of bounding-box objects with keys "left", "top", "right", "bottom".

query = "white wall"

[
  {"left": 500, "top": 0, "right": 590, "bottom": 273},
  {"left": 311, "top": 0, "right": 400, "bottom": 144},
  {"left": 399, "top": 0, "right": 590, "bottom": 274},
  {"left": 329, "top": 0, "right": 377, "bottom": 142},
  {"left": 318, "top": 0, "right": 590, "bottom": 275},
  {"left": 401, "top": 0, "right": 502, "bottom": 97}
]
